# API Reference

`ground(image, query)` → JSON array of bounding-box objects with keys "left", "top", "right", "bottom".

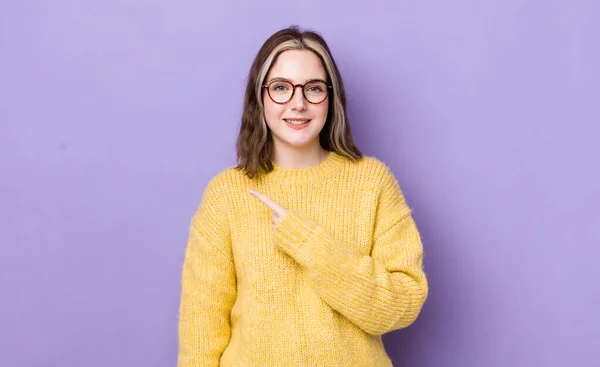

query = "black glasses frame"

[{"left": 262, "top": 79, "right": 333, "bottom": 105}]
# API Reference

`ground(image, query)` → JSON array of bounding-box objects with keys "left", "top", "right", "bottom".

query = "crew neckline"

[{"left": 265, "top": 151, "right": 346, "bottom": 184}]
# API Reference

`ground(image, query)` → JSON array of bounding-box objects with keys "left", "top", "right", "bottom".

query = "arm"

[
  {"left": 178, "top": 179, "right": 236, "bottom": 367},
  {"left": 272, "top": 168, "right": 428, "bottom": 336}
]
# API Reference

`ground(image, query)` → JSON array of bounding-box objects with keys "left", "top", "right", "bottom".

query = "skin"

[
  {"left": 249, "top": 190, "right": 287, "bottom": 230},
  {"left": 262, "top": 49, "right": 330, "bottom": 169},
  {"left": 252, "top": 49, "right": 331, "bottom": 227}
]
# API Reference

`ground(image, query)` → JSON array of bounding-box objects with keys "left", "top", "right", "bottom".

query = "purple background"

[{"left": 1, "top": 1, "right": 599, "bottom": 366}]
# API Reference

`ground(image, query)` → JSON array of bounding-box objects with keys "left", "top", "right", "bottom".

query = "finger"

[{"left": 249, "top": 190, "right": 282, "bottom": 212}]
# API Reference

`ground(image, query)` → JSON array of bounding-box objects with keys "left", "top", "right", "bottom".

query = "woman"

[{"left": 178, "top": 26, "right": 428, "bottom": 366}]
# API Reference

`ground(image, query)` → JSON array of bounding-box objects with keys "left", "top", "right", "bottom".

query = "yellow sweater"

[{"left": 178, "top": 152, "right": 428, "bottom": 366}]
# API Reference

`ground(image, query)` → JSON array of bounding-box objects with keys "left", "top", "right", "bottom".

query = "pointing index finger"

[{"left": 249, "top": 190, "right": 279, "bottom": 211}]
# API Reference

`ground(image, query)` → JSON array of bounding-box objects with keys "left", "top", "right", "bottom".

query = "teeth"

[{"left": 286, "top": 120, "right": 310, "bottom": 125}]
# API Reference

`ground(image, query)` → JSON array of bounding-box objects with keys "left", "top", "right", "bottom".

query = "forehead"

[{"left": 267, "top": 49, "right": 327, "bottom": 82}]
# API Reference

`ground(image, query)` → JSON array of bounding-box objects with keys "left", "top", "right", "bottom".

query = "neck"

[{"left": 272, "top": 143, "right": 329, "bottom": 169}]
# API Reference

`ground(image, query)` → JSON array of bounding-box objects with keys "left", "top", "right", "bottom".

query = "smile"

[
  {"left": 284, "top": 119, "right": 311, "bottom": 130},
  {"left": 284, "top": 119, "right": 311, "bottom": 125}
]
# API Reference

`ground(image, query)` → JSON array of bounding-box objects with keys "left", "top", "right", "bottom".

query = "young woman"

[{"left": 178, "top": 26, "right": 428, "bottom": 366}]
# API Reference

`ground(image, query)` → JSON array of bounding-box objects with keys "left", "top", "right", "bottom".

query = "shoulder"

[
  {"left": 342, "top": 155, "right": 407, "bottom": 207},
  {"left": 192, "top": 165, "right": 252, "bottom": 219},
  {"left": 350, "top": 156, "right": 411, "bottom": 218},
  {"left": 354, "top": 155, "right": 391, "bottom": 172},
  {"left": 207, "top": 166, "right": 248, "bottom": 188},
  {"left": 346, "top": 155, "right": 398, "bottom": 186},
  {"left": 203, "top": 165, "right": 251, "bottom": 198}
]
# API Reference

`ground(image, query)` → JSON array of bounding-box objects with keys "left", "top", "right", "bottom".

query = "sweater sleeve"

[
  {"left": 178, "top": 178, "right": 236, "bottom": 367},
  {"left": 272, "top": 168, "right": 428, "bottom": 336}
]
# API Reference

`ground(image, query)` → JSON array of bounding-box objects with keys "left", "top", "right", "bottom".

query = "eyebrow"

[{"left": 266, "top": 77, "right": 328, "bottom": 85}]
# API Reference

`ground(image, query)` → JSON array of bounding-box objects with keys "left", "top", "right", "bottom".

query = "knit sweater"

[{"left": 177, "top": 152, "right": 428, "bottom": 367}]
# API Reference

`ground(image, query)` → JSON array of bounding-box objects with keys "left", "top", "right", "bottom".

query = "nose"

[{"left": 290, "top": 85, "right": 307, "bottom": 111}]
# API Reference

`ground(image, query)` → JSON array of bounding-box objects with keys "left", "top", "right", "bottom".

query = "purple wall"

[{"left": 1, "top": 1, "right": 598, "bottom": 366}]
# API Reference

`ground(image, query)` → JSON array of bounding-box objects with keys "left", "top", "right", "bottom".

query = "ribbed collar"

[{"left": 262, "top": 151, "right": 347, "bottom": 185}]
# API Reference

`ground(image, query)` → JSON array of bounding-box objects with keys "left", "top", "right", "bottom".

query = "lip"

[{"left": 284, "top": 118, "right": 311, "bottom": 130}]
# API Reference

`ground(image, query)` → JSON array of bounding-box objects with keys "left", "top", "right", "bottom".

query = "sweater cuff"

[
  {"left": 274, "top": 209, "right": 324, "bottom": 263},
  {"left": 272, "top": 209, "right": 353, "bottom": 268}
]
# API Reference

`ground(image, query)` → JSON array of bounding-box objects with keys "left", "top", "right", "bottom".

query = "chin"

[
  {"left": 269, "top": 123, "right": 324, "bottom": 149},
  {"left": 283, "top": 138, "right": 316, "bottom": 148}
]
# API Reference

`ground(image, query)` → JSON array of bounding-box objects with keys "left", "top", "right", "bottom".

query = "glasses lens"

[
  {"left": 304, "top": 81, "right": 328, "bottom": 103},
  {"left": 268, "top": 81, "right": 293, "bottom": 103}
]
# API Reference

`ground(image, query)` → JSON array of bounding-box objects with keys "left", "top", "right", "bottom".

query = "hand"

[{"left": 249, "top": 190, "right": 288, "bottom": 230}]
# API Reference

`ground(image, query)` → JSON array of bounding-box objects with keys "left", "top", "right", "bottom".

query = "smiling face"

[{"left": 263, "top": 49, "right": 329, "bottom": 152}]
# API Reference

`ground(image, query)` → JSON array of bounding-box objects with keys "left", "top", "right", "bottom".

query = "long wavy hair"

[{"left": 236, "top": 26, "right": 362, "bottom": 178}]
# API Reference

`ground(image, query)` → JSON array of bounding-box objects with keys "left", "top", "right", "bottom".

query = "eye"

[
  {"left": 305, "top": 83, "right": 326, "bottom": 94},
  {"left": 271, "top": 83, "right": 290, "bottom": 92}
]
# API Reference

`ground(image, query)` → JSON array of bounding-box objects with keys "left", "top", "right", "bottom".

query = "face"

[{"left": 263, "top": 49, "right": 329, "bottom": 152}]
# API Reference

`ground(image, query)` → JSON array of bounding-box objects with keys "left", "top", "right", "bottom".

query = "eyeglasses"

[{"left": 263, "top": 79, "right": 332, "bottom": 104}]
